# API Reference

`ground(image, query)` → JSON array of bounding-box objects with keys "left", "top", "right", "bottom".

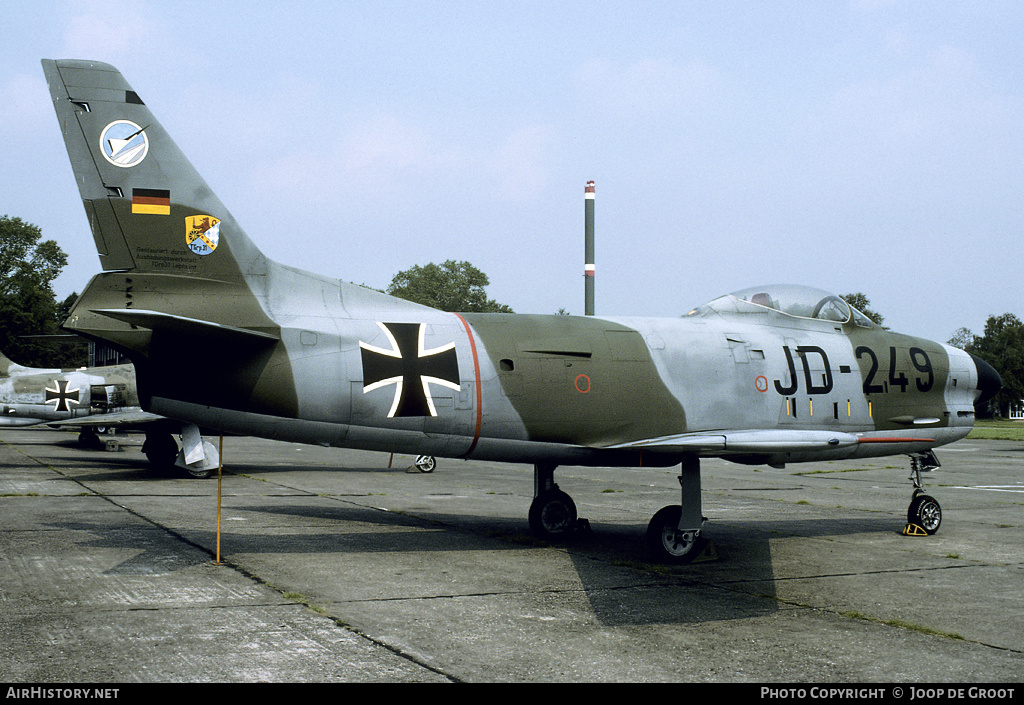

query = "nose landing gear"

[{"left": 904, "top": 451, "right": 942, "bottom": 536}]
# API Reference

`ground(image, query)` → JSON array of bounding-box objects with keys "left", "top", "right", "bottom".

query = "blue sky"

[{"left": 3, "top": 1, "right": 1022, "bottom": 342}]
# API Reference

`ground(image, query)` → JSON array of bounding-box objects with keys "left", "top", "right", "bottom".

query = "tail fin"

[
  {"left": 0, "top": 352, "right": 21, "bottom": 377},
  {"left": 42, "top": 60, "right": 264, "bottom": 278}
]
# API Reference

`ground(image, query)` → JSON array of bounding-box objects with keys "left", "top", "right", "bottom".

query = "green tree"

[
  {"left": 841, "top": 293, "right": 885, "bottom": 327},
  {"left": 951, "top": 314, "right": 1023, "bottom": 418},
  {"left": 386, "top": 260, "right": 513, "bottom": 313},
  {"left": 947, "top": 327, "right": 974, "bottom": 351},
  {"left": 0, "top": 215, "right": 83, "bottom": 368}
]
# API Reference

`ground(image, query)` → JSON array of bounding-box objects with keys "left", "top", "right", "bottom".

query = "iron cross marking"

[
  {"left": 45, "top": 379, "right": 81, "bottom": 412},
  {"left": 360, "top": 322, "right": 461, "bottom": 418}
]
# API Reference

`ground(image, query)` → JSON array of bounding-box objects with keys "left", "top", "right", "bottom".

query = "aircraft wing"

[
  {"left": 46, "top": 408, "right": 166, "bottom": 429},
  {"left": 607, "top": 429, "right": 862, "bottom": 455},
  {"left": 607, "top": 429, "right": 943, "bottom": 461}
]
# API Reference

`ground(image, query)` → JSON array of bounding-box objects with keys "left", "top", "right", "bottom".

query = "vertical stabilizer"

[
  {"left": 0, "top": 352, "right": 20, "bottom": 377},
  {"left": 41, "top": 60, "right": 265, "bottom": 279}
]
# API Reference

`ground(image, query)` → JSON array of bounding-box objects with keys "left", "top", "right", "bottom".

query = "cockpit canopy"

[{"left": 689, "top": 284, "right": 875, "bottom": 327}]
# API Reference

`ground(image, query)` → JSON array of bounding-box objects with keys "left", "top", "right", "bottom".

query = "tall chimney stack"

[{"left": 584, "top": 180, "right": 595, "bottom": 316}]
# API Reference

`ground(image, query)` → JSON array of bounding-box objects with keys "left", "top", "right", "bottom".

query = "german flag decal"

[{"left": 131, "top": 188, "right": 171, "bottom": 215}]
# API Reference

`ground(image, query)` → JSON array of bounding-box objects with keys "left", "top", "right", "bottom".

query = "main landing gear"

[
  {"left": 142, "top": 425, "right": 219, "bottom": 479},
  {"left": 904, "top": 450, "right": 942, "bottom": 536},
  {"left": 645, "top": 456, "right": 709, "bottom": 564},
  {"left": 143, "top": 428, "right": 179, "bottom": 469},
  {"left": 529, "top": 463, "right": 584, "bottom": 538},
  {"left": 528, "top": 457, "right": 711, "bottom": 564}
]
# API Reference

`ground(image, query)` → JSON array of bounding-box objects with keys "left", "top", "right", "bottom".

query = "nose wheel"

[
  {"left": 413, "top": 455, "right": 436, "bottom": 473},
  {"left": 645, "top": 456, "right": 711, "bottom": 563},
  {"left": 904, "top": 451, "right": 942, "bottom": 536},
  {"left": 907, "top": 491, "right": 942, "bottom": 535}
]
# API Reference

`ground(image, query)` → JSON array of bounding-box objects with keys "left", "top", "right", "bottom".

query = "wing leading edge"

[{"left": 607, "top": 429, "right": 937, "bottom": 458}]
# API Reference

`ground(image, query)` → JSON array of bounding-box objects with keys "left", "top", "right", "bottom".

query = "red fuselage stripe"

[{"left": 454, "top": 313, "right": 483, "bottom": 456}]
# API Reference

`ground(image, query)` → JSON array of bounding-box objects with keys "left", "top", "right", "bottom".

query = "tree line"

[
  {"left": 2, "top": 215, "right": 1020, "bottom": 417},
  {"left": 0, "top": 216, "right": 83, "bottom": 368}
]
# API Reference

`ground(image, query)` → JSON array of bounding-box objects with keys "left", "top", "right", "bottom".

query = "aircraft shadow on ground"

[
  {"left": 36, "top": 488, "right": 906, "bottom": 627},
  {"left": 41, "top": 520, "right": 215, "bottom": 575},
  {"left": 29, "top": 447, "right": 910, "bottom": 628},
  {"left": 200, "top": 501, "right": 902, "bottom": 626}
]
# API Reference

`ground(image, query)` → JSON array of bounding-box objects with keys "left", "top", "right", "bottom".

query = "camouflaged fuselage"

[{"left": 42, "top": 59, "right": 996, "bottom": 470}]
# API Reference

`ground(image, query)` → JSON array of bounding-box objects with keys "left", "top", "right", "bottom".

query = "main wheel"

[
  {"left": 77, "top": 430, "right": 104, "bottom": 450},
  {"left": 646, "top": 505, "right": 708, "bottom": 564},
  {"left": 528, "top": 489, "right": 577, "bottom": 538},
  {"left": 414, "top": 455, "right": 436, "bottom": 473},
  {"left": 907, "top": 494, "right": 942, "bottom": 534},
  {"left": 142, "top": 431, "right": 178, "bottom": 469}
]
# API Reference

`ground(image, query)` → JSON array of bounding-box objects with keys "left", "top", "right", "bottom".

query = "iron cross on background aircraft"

[
  {"left": 1, "top": 350, "right": 129, "bottom": 426},
  {"left": 41, "top": 59, "right": 1002, "bottom": 563},
  {"left": 44, "top": 379, "right": 80, "bottom": 412}
]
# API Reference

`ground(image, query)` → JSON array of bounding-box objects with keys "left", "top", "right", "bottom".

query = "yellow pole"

[{"left": 216, "top": 435, "right": 223, "bottom": 564}]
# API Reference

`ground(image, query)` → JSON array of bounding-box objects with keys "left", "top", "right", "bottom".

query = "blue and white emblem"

[{"left": 99, "top": 120, "right": 149, "bottom": 168}]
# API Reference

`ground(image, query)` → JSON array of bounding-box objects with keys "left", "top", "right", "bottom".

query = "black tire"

[
  {"left": 646, "top": 505, "right": 708, "bottom": 564},
  {"left": 528, "top": 489, "right": 577, "bottom": 538},
  {"left": 77, "top": 430, "right": 104, "bottom": 450},
  {"left": 414, "top": 455, "right": 436, "bottom": 473},
  {"left": 142, "top": 431, "right": 178, "bottom": 469},
  {"left": 907, "top": 494, "right": 941, "bottom": 535}
]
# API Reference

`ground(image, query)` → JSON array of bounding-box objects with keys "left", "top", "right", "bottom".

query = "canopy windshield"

[{"left": 690, "top": 285, "right": 874, "bottom": 327}]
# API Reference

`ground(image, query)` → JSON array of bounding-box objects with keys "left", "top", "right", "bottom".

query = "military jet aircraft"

[
  {"left": 1, "top": 349, "right": 143, "bottom": 428},
  {"left": 42, "top": 60, "right": 1001, "bottom": 562},
  {"left": 0, "top": 350, "right": 214, "bottom": 475}
]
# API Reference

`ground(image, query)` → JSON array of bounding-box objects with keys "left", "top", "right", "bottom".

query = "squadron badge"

[
  {"left": 185, "top": 215, "right": 220, "bottom": 256},
  {"left": 99, "top": 120, "right": 149, "bottom": 168}
]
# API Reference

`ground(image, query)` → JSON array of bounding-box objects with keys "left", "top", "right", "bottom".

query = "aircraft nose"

[{"left": 969, "top": 353, "right": 1002, "bottom": 408}]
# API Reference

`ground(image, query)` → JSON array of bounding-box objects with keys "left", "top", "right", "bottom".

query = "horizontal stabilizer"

[{"left": 90, "top": 309, "right": 278, "bottom": 344}]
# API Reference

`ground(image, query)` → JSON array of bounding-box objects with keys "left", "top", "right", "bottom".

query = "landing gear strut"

[
  {"left": 142, "top": 425, "right": 219, "bottom": 479},
  {"left": 904, "top": 450, "right": 942, "bottom": 535}
]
